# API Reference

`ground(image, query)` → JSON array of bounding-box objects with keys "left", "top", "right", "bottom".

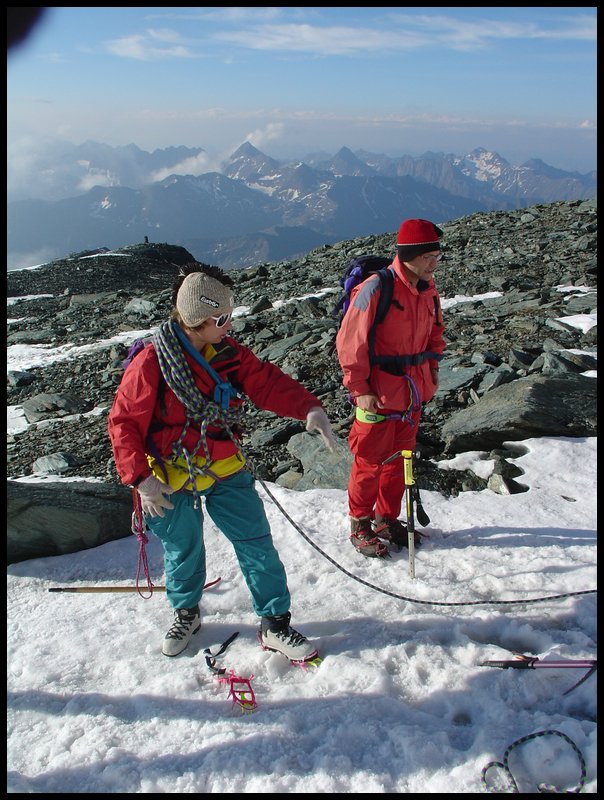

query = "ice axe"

[
  {"left": 383, "top": 448, "right": 430, "bottom": 578},
  {"left": 480, "top": 653, "right": 597, "bottom": 695}
]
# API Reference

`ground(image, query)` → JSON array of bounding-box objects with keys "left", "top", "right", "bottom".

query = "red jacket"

[
  {"left": 336, "top": 256, "right": 445, "bottom": 413},
  {"left": 108, "top": 336, "right": 322, "bottom": 486}
]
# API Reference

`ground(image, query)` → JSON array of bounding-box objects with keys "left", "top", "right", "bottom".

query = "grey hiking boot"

[
  {"left": 162, "top": 605, "right": 201, "bottom": 657},
  {"left": 373, "top": 515, "right": 422, "bottom": 550},
  {"left": 350, "top": 516, "right": 389, "bottom": 558},
  {"left": 259, "top": 612, "right": 318, "bottom": 662}
]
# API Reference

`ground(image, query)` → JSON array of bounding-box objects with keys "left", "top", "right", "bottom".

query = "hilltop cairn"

[{"left": 7, "top": 200, "right": 597, "bottom": 561}]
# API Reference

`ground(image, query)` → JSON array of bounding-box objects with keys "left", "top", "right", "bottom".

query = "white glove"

[
  {"left": 137, "top": 474, "right": 175, "bottom": 518},
  {"left": 305, "top": 406, "right": 337, "bottom": 453}
]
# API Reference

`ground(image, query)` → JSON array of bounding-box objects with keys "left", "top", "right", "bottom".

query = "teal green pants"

[{"left": 144, "top": 469, "right": 291, "bottom": 616}]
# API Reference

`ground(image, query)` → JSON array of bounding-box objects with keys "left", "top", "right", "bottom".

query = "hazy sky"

[{"left": 7, "top": 7, "right": 597, "bottom": 172}]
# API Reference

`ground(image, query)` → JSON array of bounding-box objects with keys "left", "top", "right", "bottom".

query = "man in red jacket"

[
  {"left": 108, "top": 263, "right": 336, "bottom": 659},
  {"left": 336, "top": 219, "right": 446, "bottom": 558}
]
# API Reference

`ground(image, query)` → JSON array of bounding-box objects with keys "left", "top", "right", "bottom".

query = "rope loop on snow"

[{"left": 481, "top": 729, "right": 587, "bottom": 793}]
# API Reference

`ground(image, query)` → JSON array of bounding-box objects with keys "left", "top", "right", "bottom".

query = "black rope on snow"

[
  {"left": 481, "top": 729, "right": 587, "bottom": 793},
  {"left": 259, "top": 480, "right": 597, "bottom": 609}
]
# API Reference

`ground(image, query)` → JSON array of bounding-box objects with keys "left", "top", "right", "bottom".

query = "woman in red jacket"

[
  {"left": 336, "top": 219, "right": 446, "bottom": 558},
  {"left": 108, "top": 263, "right": 336, "bottom": 659}
]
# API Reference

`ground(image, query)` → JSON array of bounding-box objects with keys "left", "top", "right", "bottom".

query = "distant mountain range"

[{"left": 7, "top": 140, "right": 597, "bottom": 270}]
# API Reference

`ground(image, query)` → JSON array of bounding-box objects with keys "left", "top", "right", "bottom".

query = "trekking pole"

[
  {"left": 480, "top": 654, "right": 597, "bottom": 695},
  {"left": 48, "top": 577, "right": 222, "bottom": 593}
]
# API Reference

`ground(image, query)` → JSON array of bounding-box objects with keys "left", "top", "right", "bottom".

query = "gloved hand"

[
  {"left": 305, "top": 406, "right": 337, "bottom": 453},
  {"left": 137, "top": 474, "right": 175, "bottom": 518}
]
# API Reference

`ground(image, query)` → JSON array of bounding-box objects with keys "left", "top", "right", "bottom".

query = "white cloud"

[
  {"left": 214, "top": 23, "right": 424, "bottom": 55},
  {"left": 244, "top": 122, "right": 285, "bottom": 150},
  {"left": 149, "top": 151, "right": 221, "bottom": 182},
  {"left": 77, "top": 170, "right": 116, "bottom": 191},
  {"left": 210, "top": 13, "right": 597, "bottom": 56},
  {"left": 104, "top": 32, "right": 196, "bottom": 61}
]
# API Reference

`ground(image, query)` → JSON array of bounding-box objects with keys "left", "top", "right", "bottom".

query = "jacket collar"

[{"left": 392, "top": 255, "right": 433, "bottom": 293}]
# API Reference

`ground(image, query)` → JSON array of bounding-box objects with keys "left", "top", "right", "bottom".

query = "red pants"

[{"left": 347, "top": 411, "right": 420, "bottom": 520}]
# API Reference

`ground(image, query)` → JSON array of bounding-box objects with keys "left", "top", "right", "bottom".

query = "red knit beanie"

[{"left": 396, "top": 218, "right": 443, "bottom": 261}]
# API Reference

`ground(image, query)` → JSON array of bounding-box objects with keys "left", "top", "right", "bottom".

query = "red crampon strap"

[
  {"left": 217, "top": 670, "right": 257, "bottom": 713},
  {"left": 131, "top": 488, "right": 155, "bottom": 598},
  {"left": 204, "top": 632, "right": 258, "bottom": 712}
]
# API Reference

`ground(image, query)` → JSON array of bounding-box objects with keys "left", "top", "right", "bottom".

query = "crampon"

[
  {"left": 290, "top": 653, "right": 322, "bottom": 669},
  {"left": 217, "top": 669, "right": 257, "bottom": 713}
]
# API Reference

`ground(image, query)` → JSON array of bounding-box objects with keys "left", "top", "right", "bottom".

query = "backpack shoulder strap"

[
  {"left": 367, "top": 267, "right": 395, "bottom": 362},
  {"left": 374, "top": 267, "right": 395, "bottom": 326}
]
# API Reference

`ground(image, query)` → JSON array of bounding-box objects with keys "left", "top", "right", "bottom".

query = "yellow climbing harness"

[{"left": 148, "top": 451, "right": 246, "bottom": 492}]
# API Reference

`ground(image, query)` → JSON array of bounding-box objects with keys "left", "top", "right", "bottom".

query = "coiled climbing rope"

[{"left": 481, "top": 729, "right": 587, "bottom": 793}]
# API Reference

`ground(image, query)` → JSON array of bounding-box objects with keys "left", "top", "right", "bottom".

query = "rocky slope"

[{"left": 7, "top": 199, "right": 597, "bottom": 500}]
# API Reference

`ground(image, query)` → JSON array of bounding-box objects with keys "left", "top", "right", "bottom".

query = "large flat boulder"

[
  {"left": 7, "top": 480, "right": 133, "bottom": 563},
  {"left": 441, "top": 373, "right": 597, "bottom": 454}
]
